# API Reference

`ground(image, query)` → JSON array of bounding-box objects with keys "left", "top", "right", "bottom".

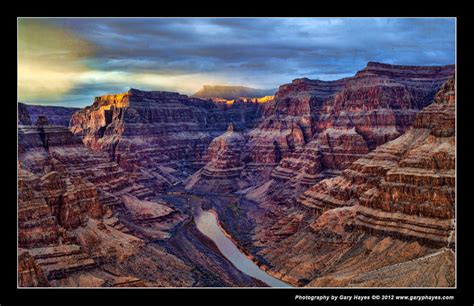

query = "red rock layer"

[
  {"left": 354, "top": 78, "right": 455, "bottom": 245},
  {"left": 245, "top": 78, "right": 347, "bottom": 168},
  {"left": 22, "top": 104, "right": 80, "bottom": 127},
  {"left": 186, "top": 123, "right": 246, "bottom": 192},
  {"left": 18, "top": 167, "right": 102, "bottom": 248},
  {"left": 18, "top": 248, "right": 50, "bottom": 287},
  {"left": 298, "top": 77, "right": 455, "bottom": 245},
  {"left": 189, "top": 63, "right": 454, "bottom": 193},
  {"left": 70, "top": 89, "right": 262, "bottom": 187},
  {"left": 249, "top": 77, "right": 456, "bottom": 287},
  {"left": 269, "top": 62, "right": 454, "bottom": 188},
  {"left": 18, "top": 118, "right": 197, "bottom": 286}
]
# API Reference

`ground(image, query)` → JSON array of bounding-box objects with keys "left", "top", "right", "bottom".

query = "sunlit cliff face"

[{"left": 18, "top": 19, "right": 94, "bottom": 101}]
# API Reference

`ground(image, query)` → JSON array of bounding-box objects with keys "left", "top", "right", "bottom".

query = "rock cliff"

[
  {"left": 250, "top": 77, "right": 455, "bottom": 286},
  {"left": 189, "top": 62, "right": 454, "bottom": 194},
  {"left": 18, "top": 102, "right": 32, "bottom": 125},
  {"left": 268, "top": 62, "right": 454, "bottom": 187},
  {"left": 70, "top": 89, "right": 262, "bottom": 189},
  {"left": 186, "top": 123, "right": 246, "bottom": 192},
  {"left": 18, "top": 117, "right": 196, "bottom": 286},
  {"left": 22, "top": 104, "right": 80, "bottom": 127}
]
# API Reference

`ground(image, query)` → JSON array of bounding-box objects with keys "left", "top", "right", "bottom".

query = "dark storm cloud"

[
  {"left": 25, "top": 18, "right": 455, "bottom": 106},
  {"left": 58, "top": 18, "right": 454, "bottom": 71}
]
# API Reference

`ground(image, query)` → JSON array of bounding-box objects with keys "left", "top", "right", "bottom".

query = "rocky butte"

[{"left": 18, "top": 62, "right": 455, "bottom": 287}]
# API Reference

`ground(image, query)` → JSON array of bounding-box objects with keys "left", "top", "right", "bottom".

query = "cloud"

[
  {"left": 18, "top": 18, "right": 96, "bottom": 101},
  {"left": 18, "top": 17, "right": 455, "bottom": 107}
]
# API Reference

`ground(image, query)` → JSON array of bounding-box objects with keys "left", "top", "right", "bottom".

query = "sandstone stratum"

[{"left": 18, "top": 62, "right": 455, "bottom": 287}]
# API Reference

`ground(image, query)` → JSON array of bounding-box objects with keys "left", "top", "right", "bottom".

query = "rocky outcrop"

[
  {"left": 299, "top": 77, "right": 455, "bottom": 239},
  {"left": 120, "top": 194, "right": 185, "bottom": 240},
  {"left": 186, "top": 123, "right": 246, "bottom": 192},
  {"left": 19, "top": 118, "right": 156, "bottom": 206},
  {"left": 18, "top": 168, "right": 60, "bottom": 248},
  {"left": 18, "top": 135, "right": 194, "bottom": 287},
  {"left": 18, "top": 123, "right": 84, "bottom": 156},
  {"left": 74, "top": 218, "right": 145, "bottom": 263},
  {"left": 18, "top": 102, "right": 32, "bottom": 125},
  {"left": 18, "top": 168, "right": 102, "bottom": 248},
  {"left": 18, "top": 249, "right": 50, "bottom": 287},
  {"left": 354, "top": 77, "right": 455, "bottom": 246},
  {"left": 18, "top": 118, "right": 146, "bottom": 283},
  {"left": 27, "top": 244, "right": 98, "bottom": 280},
  {"left": 245, "top": 78, "right": 347, "bottom": 168},
  {"left": 355, "top": 62, "right": 455, "bottom": 109}
]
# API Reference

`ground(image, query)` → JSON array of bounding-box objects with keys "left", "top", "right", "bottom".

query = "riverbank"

[{"left": 192, "top": 197, "right": 292, "bottom": 287}]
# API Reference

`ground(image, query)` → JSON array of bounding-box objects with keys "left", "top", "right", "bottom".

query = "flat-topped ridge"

[
  {"left": 192, "top": 85, "right": 275, "bottom": 100},
  {"left": 356, "top": 62, "right": 455, "bottom": 79},
  {"left": 366, "top": 61, "right": 455, "bottom": 70},
  {"left": 127, "top": 88, "right": 185, "bottom": 97},
  {"left": 89, "top": 89, "right": 195, "bottom": 110}
]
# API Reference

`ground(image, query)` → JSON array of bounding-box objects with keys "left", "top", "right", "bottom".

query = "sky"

[{"left": 18, "top": 17, "right": 455, "bottom": 107}]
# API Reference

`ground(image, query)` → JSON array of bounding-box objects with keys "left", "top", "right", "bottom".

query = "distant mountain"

[
  {"left": 192, "top": 85, "right": 276, "bottom": 100},
  {"left": 19, "top": 102, "right": 80, "bottom": 127}
]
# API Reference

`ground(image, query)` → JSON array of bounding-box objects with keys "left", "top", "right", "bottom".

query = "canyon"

[{"left": 17, "top": 62, "right": 455, "bottom": 287}]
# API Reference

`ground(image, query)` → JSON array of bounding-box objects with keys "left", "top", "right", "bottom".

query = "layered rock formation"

[
  {"left": 186, "top": 123, "right": 246, "bottom": 193},
  {"left": 353, "top": 77, "right": 455, "bottom": 246},
  {"left": 188, "top": 62, "right": 454, "bottom": 195},
  {"left": 70, "top": 89, "right": 262, "bottom": 189},
  {"left": 18, "top": 248, "right": 50, "bottom": 287},
  {"left": 299, "top": 77, "right": 455, "bottom": 244},
  {"left": 18, "top": 102, "right": 32, "bottom": 125},
  {"left": 18, "top": 94, "right": 263, "bottom": 287},
  {"left": 18, "top": 167, "right": 102, "bottom": 248},
  {"left": 250, "top": 76, "right": 455, "bottom": 287},
  {"left": 22, "top": 103, "right": 80, "bottom": 127},
  {"left": 18, "top": 62, "right": 456, "bottom": 288},
  {"left": 18, "top": 115, "right": 194, "bottom": 286},
  {"left": 120, "top": 194, "right": 186, "bottom": 240},
  {"left": 267, "top": 62, "right": 454, "bottom": 186}
]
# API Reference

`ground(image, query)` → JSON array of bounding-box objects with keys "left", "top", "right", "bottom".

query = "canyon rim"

[{"left": 17, "top": 17, "right": 456, "bottom": 289}]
